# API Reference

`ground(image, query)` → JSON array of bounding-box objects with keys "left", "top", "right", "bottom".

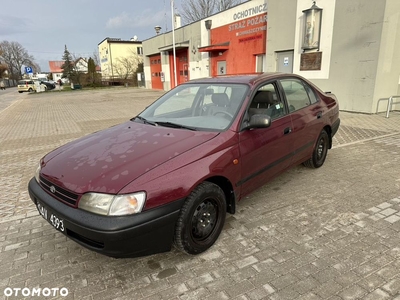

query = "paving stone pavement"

[{"left": 0, "top": 88, "right": 400, "bottom": 300}]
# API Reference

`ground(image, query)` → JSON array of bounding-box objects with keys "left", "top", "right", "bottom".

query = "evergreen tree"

[
  {"left": 87, "top": 57, "right": 96, "bottom": 84},
  {"left": 61, "top": 45, "right": 74, "bottom": 79}
]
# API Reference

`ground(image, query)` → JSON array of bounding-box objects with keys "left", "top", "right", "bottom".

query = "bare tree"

[
  {"left": 180, "top": 0, "right": 242, "bottom": 24},
  {"left": 0, "top": 41, "right": 39, "bottom": 80},
  {"left": 112, "top": 49, "right": 143, "bottom": 82},
  {"left": 0, "top": 64, "right": 8, "bottom": 78},
  {"left": 218, "top": 0, "right": 242, "bottom": 11},
  {"left": 92, "top": 50, "right": 100, "bottom": 68},
  {"left": 0, "top": 47, "right": 8, "bottom": 78}
]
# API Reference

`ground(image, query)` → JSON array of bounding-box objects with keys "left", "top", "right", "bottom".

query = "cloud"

[
  {"left": 106, "top": 10, "right": 167, "bottom": 29},
  {"left": 0, "top": 15, "right": 32, "bottom": 36}
]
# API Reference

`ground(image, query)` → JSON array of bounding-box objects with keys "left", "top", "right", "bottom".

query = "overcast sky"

[{"left": 1, "top": 0, "right": 180, "bottom": 72}]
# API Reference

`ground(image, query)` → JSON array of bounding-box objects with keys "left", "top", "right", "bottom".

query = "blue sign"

[{"left": 25, "top": 66, "right": 33, "bottom": 74}]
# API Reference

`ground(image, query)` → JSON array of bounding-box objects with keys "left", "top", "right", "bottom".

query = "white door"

[{"left": 277, "top": 51, "right": 294, "bottom": 73}]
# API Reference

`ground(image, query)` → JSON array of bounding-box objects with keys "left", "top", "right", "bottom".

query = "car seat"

[{"left": 206, "top": 93, "right": 230, "bottom": 116}]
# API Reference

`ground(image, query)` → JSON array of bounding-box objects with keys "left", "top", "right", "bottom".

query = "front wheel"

[
  {"left": 174, "top": 182, "right": 226, "bottom": 255},
  {"left": 303, "top": 129, "right": 329, "bottom": 168}
]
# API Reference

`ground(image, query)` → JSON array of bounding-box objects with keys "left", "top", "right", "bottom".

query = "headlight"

[{"left": 78, "top": 192, "right": 146, "bottom": 216}]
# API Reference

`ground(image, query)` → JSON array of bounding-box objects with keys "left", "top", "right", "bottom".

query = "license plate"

[{"left": 37, "top": 202, "right": 65, "bottom": 232}]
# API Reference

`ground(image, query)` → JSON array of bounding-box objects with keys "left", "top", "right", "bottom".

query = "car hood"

[{"left": 41, "top": 121, "right": 218, "bottom": 194}]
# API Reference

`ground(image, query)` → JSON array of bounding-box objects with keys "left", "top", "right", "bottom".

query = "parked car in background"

[
  {"left": 39, "top": 81, "right": 56, "bottom": 91},
  {"left": 29, "top": 72, "right": 340, "bottom": 258},
  {"left": 17, "top": 80, "right": 36, "bottom": 93}
]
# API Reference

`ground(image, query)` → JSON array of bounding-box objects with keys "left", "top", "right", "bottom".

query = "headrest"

[
  {"left": 211, "top": 93, "right": 229, "bottom": 106},
  {"left": 253, "top": 91, "right": 276, "bottom": 105}
]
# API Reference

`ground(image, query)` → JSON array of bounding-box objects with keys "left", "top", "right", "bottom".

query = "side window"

[
  {"left": 304, "top": 83, "right": 318, "bottom": 104},
  {"left": 280, "top": 79, "right": 312, "bottom": 112},
  {"left": 248, "top": 83, "right": 285, "bottom": 120}
]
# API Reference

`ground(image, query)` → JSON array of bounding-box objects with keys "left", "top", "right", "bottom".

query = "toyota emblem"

[{"left": 50, "top": 186, "right": 56, "bottom": 193}]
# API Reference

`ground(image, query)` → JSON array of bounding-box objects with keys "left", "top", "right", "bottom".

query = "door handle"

[
  {"left": 284, "top": 127, "right": 292, "bottom": 135},
  {"left": 317, "top": 111, "right": 322, "bottom": 119}
]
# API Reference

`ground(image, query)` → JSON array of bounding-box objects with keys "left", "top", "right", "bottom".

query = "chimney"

[{"left": 174, "top": 14, "right": 181, "bottom": 29}]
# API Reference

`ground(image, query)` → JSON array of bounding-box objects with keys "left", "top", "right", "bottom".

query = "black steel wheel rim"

[
  {"left": 316, "top": 136, "right": 327, "bottom": 161},
  {"left": 191, "top": 198, "right": 218, "bottom": 242}
]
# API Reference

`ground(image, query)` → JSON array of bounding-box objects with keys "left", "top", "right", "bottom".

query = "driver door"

[{"left": 238, "top": 82, "right": 294, "bottom": 196}]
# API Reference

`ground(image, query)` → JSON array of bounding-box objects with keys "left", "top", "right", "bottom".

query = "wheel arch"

[
  {"left": 204, "top": 176, "right": 236, "bottom": 215},
  {"left": 323, "top": 125, "right": 333, "bottom": 149}
]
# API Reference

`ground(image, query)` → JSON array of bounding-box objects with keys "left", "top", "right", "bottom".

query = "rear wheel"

[
  {"left": 303, "top": 129, "right": 329, "bottom": 168},
  {"left": 174, "top": 182, "right": 226, "bottom": 255},
  {"left": 28, "top": 88, "right": 33, "bottom": 92}
]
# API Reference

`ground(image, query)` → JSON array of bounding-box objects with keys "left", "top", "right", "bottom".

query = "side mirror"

[{"left": 248, "top": 114, "right": 271, "bottom": 129}]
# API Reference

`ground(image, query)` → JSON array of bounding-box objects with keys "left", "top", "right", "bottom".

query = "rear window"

[{"left": 18, "top": 80, "right": 34, "bottom": 85}]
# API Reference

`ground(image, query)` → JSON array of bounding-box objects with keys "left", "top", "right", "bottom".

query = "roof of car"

[{"left": 185, "top": 72, "right": 300, "bottom": 86}]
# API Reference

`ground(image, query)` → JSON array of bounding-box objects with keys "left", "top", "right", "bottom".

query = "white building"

[{"left": 142, "top": 0, "right": 400, "bottom": 113}]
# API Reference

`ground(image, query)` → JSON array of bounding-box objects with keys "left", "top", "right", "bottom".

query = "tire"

[
  {"left": 18, "top": 91, "right": 23, "bottom": 93},
  {"left": 28, "top": 88, "right": 33, "bottom": 92},
  {"left": 174, "top": 182, "right": 226, "bottom": 255},
  {"left": 303, "top": 129, "right": 329, "bottom": 168}
]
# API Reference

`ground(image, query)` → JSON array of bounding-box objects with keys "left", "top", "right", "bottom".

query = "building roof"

[
  {"left": 98, "top": 37, "right": 142, "bottom": 46},
  {"left": 49, "top": 60, "right": 101, "bottom": 72},
  {"left": 48, "top": 61, "right": 64, "bottom": 73}
]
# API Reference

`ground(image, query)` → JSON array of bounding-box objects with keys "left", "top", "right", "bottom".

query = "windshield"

[{"left": 138, "top": 83, "right": 248, "bottom": 131}]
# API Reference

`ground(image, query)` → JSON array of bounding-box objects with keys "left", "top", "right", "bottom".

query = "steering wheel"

[{"left": 213, "top": 111, "right": 234, "bottom": 119}]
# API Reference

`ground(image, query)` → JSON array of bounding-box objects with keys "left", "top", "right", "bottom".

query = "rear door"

[
  {"left": 238, "top": 81, "right": 294, "bottom": 196},
  {"left": 278, "top": 78, "right": 323, "bottom": 166}
]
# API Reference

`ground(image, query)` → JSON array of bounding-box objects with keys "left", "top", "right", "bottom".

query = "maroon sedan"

[{"left": 28, "top": 73, "right": 340, "bottom": 258}]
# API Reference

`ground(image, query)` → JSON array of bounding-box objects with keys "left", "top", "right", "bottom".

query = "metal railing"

[{"left": 376, "top": 95, "right": 400, "bottom": 118}]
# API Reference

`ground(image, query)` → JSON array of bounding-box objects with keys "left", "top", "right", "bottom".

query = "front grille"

[{"left": 39, "top": 175, "right": 79, "bottom": 207}]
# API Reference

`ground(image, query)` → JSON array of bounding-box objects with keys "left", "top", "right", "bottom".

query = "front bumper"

[{"left": 28, "top": 178, "right": 184, "bottom": 258}]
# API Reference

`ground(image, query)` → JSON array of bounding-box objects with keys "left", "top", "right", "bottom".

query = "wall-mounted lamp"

[
  {"left": 302, "top": 1, "right": 322, "bottom": 51},
  {"left": 154, "top": 25, "right": 162, "bottom": 35},
  {"left": 205, "top": 20, "right": 212, "bottom": 30}
]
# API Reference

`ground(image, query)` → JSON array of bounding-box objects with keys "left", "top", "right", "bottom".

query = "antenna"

[{"left": 133, "top": 35, "right": 138, "bottom": 41}]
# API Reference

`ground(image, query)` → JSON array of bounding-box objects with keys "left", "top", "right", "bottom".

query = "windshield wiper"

[
  {"left": 133, "top": 116, "right": 157, "bottom": 126},
  {"left": 155, "top": 121, "right": 197, "bottom": 131}
]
